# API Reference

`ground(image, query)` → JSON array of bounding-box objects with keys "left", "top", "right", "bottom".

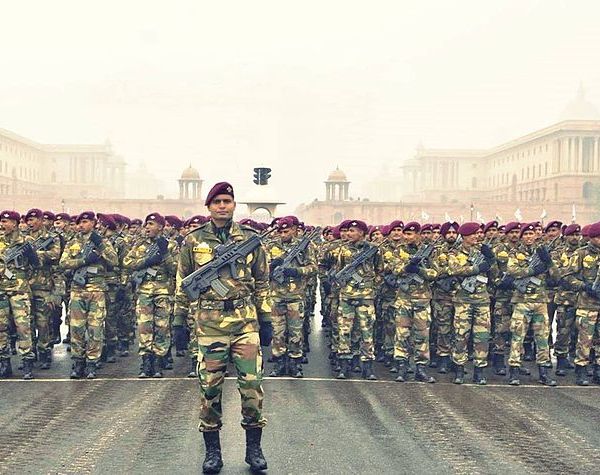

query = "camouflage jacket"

[
  {"left": 506, "top": 243, "right": 559, "bottom": 304},
  {"left": 105, "top": 231, "right": 128, "bottom": 287},
  {"left": 553, "top": 241, "right": 580, "bottom": 306},
  {"left": 336, "top": 239, "right": 384, "bottom": 300},
  {"left": 563, "top": 242, "right": 600, "bottom": 310},
  {"left": 447, "top": 243, "right": 495, "bottom": 304},
  {"left": 384, "top": 242, "right": 436, "bottom": 301},
  {"left": 318, "top": 239, "right": 345, "bottom": 297},
  {"left": 493, "top": 240, "right": 519, "bottom": 302},
  {"left": 431, "top": 240, "right": 458, "bottom": 301},
  {"left": 266, "top": 236, "right": 317, "bottom": 300},
  {"left": 59, "top": 232, "right": 119, "bottom": 292},
  {"left": 0, "top": 230, "right": 37, "bottom": 293},
  {"left": 122, "top": 235, "right": 177, "bottom": 295},
  {"left": 379, "top": 239, "right": 405, "bottom": 301},
  {"left": 174, "top": 220, "right": 272, "bottom": 330},
  {"left": 27, "top": 228, "right": 61, "bottom": 292}
]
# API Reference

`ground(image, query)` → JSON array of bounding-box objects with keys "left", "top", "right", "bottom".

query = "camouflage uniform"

[
  {"left": 552, "top": 241, "right": 579, "bottom": 363},
  {"left": 431, "top": 241, "right": 457, "bottom": 365},
  {"left": 318, "top": 239, "right": 344, "bottom": 356},
  {"left": 447, "top": 243, "right": 493, "bottom": 369},
  {"left": 174, "top": 221, "right": 272, "bottom": 432},
  {"left": 102, "top": 230, "right": 127, "bottom": 360},
  {"left": 379, "top": 240, "right": 404, "bottom": 363},
  {"left": 59, "top": 232, "right": 118, "bottom": 365}
]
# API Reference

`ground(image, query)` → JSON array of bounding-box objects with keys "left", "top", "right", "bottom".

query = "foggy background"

[{"left": 1, "top": 0, "right": 599, "bottom": 213}]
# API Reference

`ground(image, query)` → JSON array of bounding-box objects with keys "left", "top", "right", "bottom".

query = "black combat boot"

[
  {"left": 138, "top": 355, "right": 152, "bottom": 378},
  {"left": 492, "top": 353, "right": 506, "bottom": 376},
  {"left": 165, "top": 347, "right": 174, "bottom": 366},
  {"left": 188, "top": 358, "right": 198, "bottom": 378},
  {"left": 389, "top": 359, "right": 399, "bottom": 373},
  {"left": 375, "top": 348, "right": 386, "bottom": 363},
  {"left": 22, "top": 359, "right": 33, "bottom": 380},
  {"left": 106, "top": 344, "right": 117, "bottom": 363},
  {"left": 119, "top": 340, "right": 130, "bottom": 357},
  {"left": 362, "top": 360, "right": 377, "bottom": 380},
  {"left": 0, "top": 358, "right": 12, "bottom": 378},
  {"left": 333, "top": 356, "right": 342, "bottom": 373},
  {"left": 538, "top": 365, "right": 557, "bottom": 386},
  {"left": 245, "top": 428, "right": 268, "bottom": 472},
  {"left": 70, "top": 359, "right": 85, "bottom": 379},
  {"left": 555, "top": 356, "right": 570, "bottom": 376},
  {"left": 437, "top": 356, "right": 450, "bottom": 374},
  {"left": 429, "top": 349, "right": 438, "bottom": 368},
  {"left": 153, "top": 356, "right": 164, "bottom": 378},
  {"left": 473, "top": 366, "right": 487, "bottom": 385},
  {"left": 301, "top": 353, "right": 309, "bottom": 365},
  {"left": 415, "top": 364, "right": 436, "bottom": 383},
  {"left": 328, "top": 351, "right": 336, "bottom": 364},
  {"left": 202, "top": 431, "right": 223, "bottom": 474},
  {"left": 62, "top": 331, "right": 71, "bottom": 344},
  {"left": 384, "top": 354, "right": 392, "bottom": 368},
  {"left": 351, "top": 355, "right": 361, "bottom": 373},
  {"left": 453, "top": 365, "right": 465, "bottom": 384},
  {"left": 39, "top": 350, "right": 51, "bottom": 370},
  {"left": 394, "top": 359, "right": 408, "bottom": 382},
  {"left": 575, "top": 365, "right": 590, "bottom": 386},
  {"left": 269, "top": 356, "right": 287, "bottom": 377},
  {"left": 288, "top": 358, "right": 303, "bottom": 378},
  {"left": 593, "top": 364, "right": 600, "bottom": 385},
  {"left": 336, "top": 358, "right": 351, "bottom": 379},
  {"left": 508, "top": 366, "right": 520, "bottom": 385},
  {"left": 86, "top": 361, "right": 97, "bottom": 379}
]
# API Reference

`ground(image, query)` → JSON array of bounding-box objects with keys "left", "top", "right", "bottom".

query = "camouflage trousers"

[
  {"left": 271, "top": 299, "right": 304, "bottom": 359},
  {"left": 187, "top": 302, "right": 199, "bottom": 358},
  {"left": 337, "top": 298, "right": 375, "bottom": 361},
  {"left": 31, "top": 290, "right": 52, "bottom": 353},
  {"left": 136, "top": 293, "right": 171, "bottom": 357},
  {"left": 118, "top": 285, "right": 136, "bottom": 344},
  {"left": 554, "top": 304, "right": 576, "bottom": 357},
  {"left": 491, "top": 301, "right": 513, "bottom": 355},
  {"left": 0, "top": 291, "right": 33, "bottom": 360},
  {"left": 69, "top": 290, "right": 106, "bottom": 362},
  {"left": 319, "top": 281, "right": 328, "bottom": 319},
  {"left": 381, "top": 298, "right": 396, "bottom": 357},
  {"left": 574, "top": 309, "right": 600, "bottom": 366},
  {"left": 305, "top": 280, "right": 317, "bottom": 317},
  {"left": 432, "top": 299, "right": 454, "bottom": 357},
  {"left": 392, "top": 298, "right": 431, "bottom": 365},
  {"left": 104, "top": 285, "right": 120, "bottom": 349},
  {"left": 197, "top": 327, "right": 265, "bottom": 432},
  {"left": 329, "top": 293, "right": 340, "bottom": 352},
  {"left": 508, "top": 302, "right": 550, "bottom": 367},
  {"left": 452, "top": 302, "right": 490, "bottom": 368}
]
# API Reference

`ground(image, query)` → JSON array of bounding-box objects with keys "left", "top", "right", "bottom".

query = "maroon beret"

[
  {"left": 404, "top": 221, "right": 421, "bottom": 233},
  {"left": 145, "top": 212, "right": 165, "bottom": 227},
  {"left": 97, "top": 213, "right": 117, "bottom": 231},
  {"left": 582, "top": 224, "right": 591, "bottom": 237},
  {"left": 533, "top": 221, "right": 543, "bottom": 229},
  {"left": 380, "top": 225, "right": 390, "bottom": 236},
  {"left": 504, "top": 222, "right": 520, "bottom": 233},
  {"left": 520, "top": 222, "right": 537, "bottom": 237},
  {"left": 432, "top": 223, "right": 441, "bottom": 231},
  {"left": 76, "top": 211, "right": 96, "bottom": 223},
  {"left": 69, "top": 215, "right": 77, "bottom": 224},
  {"left": 332, "top": 226, "right": 341, "bottom": 239},
  {"left": 298, "top": 221, "right": 306, "bottom": 230},
  {"left": 165, "top": 215, "right": 184, "bottom": 230},
  {"left": 588, "top": 222, "right": 600, "bottom": 238},
  {"left": 25, "top": 208, "right": 43, "bottom": 220},
  {"left": 189, "top": 215, "right": 208, "bottom": 225},
  {"left": 322, "top": 226, "right": 332, "bottom": 235},
  {"left": 388, "top": 220, "right": 404, "bottom": 231},
  {"left": 43, "top": 211, "right": 56, "bottom": 221},
  {"left": 282, "top": 215, "right": 300, "bottom": 226},
  {"left": 544, "top": 220, "right": 562, "bottom": 233},
  {"left": 130, "top": 218, "right": 141, "bottom": 226},
  {"left": 498, "top": 225, "right": 506, "bottom": 233},
  {"left": 421, "top": 223, "right": 433, "bottom": 232},
  {"left": 458, "top": 222, "right": 481, "bottom": 236},
  {"left": 369, "top": 225, "right": 382, "bottom": 237},
  {"left": 440, "top": 221, "right": 459, "bottom": 236},
  {"left": 277, "top": 216, "right": 297, "bottom": 230},
  {"left": 339, "top": 219, "right": 353, "bottom": 230},
  {"left": 55, "top": 212, "right": 70, "bottom": 222},
  {"left": 563, "top": 224, "right": 581, "bottom": 236},
  {"left": 0, "top": 210, "right": 20, "bottom": 222},
  {"left": 205, "top": 181, "right": 234, "bottom": 206},
  {"left": 483, "top": 220, "right": 499, "bottom": 233},
  {"left": 348, "top": 220, "right": 368, "bottom": 234}
]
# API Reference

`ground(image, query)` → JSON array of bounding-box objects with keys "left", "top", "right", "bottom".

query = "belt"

[{"left": 199, "top": 296, "right": 252, "bottom": 311}]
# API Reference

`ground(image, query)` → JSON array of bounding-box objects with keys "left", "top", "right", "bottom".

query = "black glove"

[
  {"left": 89, "top": 231, "right": 103, "bottom": 247},
  {"left": 530, "top": 261, "right": 548, "bottom": 276},
  {"left": 172, "top": 325, "right": 189, "bottom": 351},
  {"left": 536, "top": 246, "right": 552, "bottom": 265},
  {"left": 480, "top": 244, "right": 495, "bottom": 260},
  {"left": 115, "top": 286, "right": 126, "bottom": 301},
  {"left": 476, "top": 260, "right": 491, "bottom": 274},
  {"left": 322, "top": 281, "right": 332, "bottom": 294},
  {"left": 156, "top": 236, "right": 169, "bottom": 255},
  {"left": 283, "top": 267, "right": 300, "bottom": 278},
  {"left": 497, "top": 274, "right": 514, "bottom": 290},
  {"left": 259, "top": 321, "right": 273, "bottom": 347},
  {"left": 23, "top": 242, "right": 40, "bottom": 267},
  {"left": 144, "top": 251, "right": 162, "bottom": 267},
  {"left": 84, "top": 250, "right": 100, "bottom": 265},
  {"left": 408, "top": 256, "right": 422, "bottom": 266},
  {"left": 404, "top": 262, "right": 420, "bottom": 274},
  {"left": 583, "top": 282, "right": 598, "bottom": 297},
  {"left": 175, "top": 235, "right": 184, "bottom": 246},
  {"left": 270, "top": 257, "right": 284, "bottom": 268}
]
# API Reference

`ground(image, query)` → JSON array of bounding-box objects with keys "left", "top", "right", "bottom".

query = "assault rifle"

[
  {"left": 32, "top": 234, "right": 56, "bottom": 252},
  {"left": 460, "top": 240, "right": 494, "bottom": 293},
  {"left": 271, "top": 227, "right": 321, "bottom": 285},
  {"left": 181, "top": 229, "right": 272, "bottom": 300},
  {"left": 393, "top": 242, "right": 435, "bottom": 291},
  {"left": 72, "top": 242, "right": 98, "bottom": 286},
  {"left": 130, "top": 241, "right": 161, "bottom": 290},
  {"left": 3, "top": 243, "right": 32, "bottom": 278},
  {"left": 331, "top": 242, "right": 378, "bottom": 287}
]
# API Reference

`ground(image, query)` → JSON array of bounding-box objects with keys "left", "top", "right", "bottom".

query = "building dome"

[
  {"left": 559, "top": 84, "right": 600, "bottom": 121},
  {"left": 327, "top": 166, "right": 348, "bottom": 182},
  {"left": 181, "top": 164, "right": 200, "bottom": 180}
]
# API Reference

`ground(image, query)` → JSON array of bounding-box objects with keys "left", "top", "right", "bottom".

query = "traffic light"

[{"left": 253, "top": 167, "right": 272, "bottom": 185}]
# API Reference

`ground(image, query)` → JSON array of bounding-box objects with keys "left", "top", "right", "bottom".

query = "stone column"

[
  {"left": 594, "top": 137, "right": 599, "bottom": 172},
  {"left": 578, "top": 137, "right": 583, "bottom": 172},
  {"left": 179, "top": 182, "right": 183, "bottom": 199}
]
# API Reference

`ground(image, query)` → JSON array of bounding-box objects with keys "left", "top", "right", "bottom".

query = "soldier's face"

[
  {"left": 370, "top": 230, "right": 383, "bottom": 242},
  {"left": 390, "top": 228, "right": 403, "bottom": 241},
  {"left": 485, "top": 228, "right": 498, "bottom": 239},
  {"left": 444, "top": 230, "right": 457, "bottom": 243},
  {"left": 566, "top": 233, "right": 580, "bottom": 246},
  {"left": 475, "top": 229, "right": 484, "bottom": 242},
  {"left": 43, "top": 218, "right": 53, "bottom": 229},
  {"left": 432, "top": 229, "right": 441, "bottom": 240},
  {"left": 279, "top": 227, "right": 296, "bottom": 242},
  {"left": 189, "top": 222, "right": 201, "bottom": 230},
  {"left": 26, "top": 216, "right": 43, "bottom": 231},
  {"left": 79, "top": 219, "right": 95, "bottom": 234},
  {"left": 522, "top": 230, "right": 536, "bottom": 246},
  {"left": 591, "top": 236, "right": 600, "bottom": 247},
  {"left": 463, "top": 234, "right": 478, "bottom": 246},
  {"left": 340, "top": 229, "right": 349, "bottom": 240},
  {"left": 144, "top": 221, "right": 162, "bottom": 238},
  {"left": 324, "top": 232, "right": 334, "bottom": 241},
  {"left": 546, "top": 227, "right": 561, "bottom": 239},
  {"left": 0, "top": 218, "right": 17, "bottom": 233},
  {"left": 346, "top": 226, "right": 364, "bottom": 243},
  {"left": 403, "top": 230, "right": 418, "bottom": 244},
  {"left": 130, "top": 225, "right": 140, "bottom": 234},
  {"left": 421, "top": 231, "right": 432, "bottom": 241},
  {"left": 507, "top": 229, "right": 520, "bottom": 243},
  {"left": 207, "top": 195, "right": 236, "bottom": 222},
  {"left": 54, "top": 220, "right": 66, "bottom": 231}
]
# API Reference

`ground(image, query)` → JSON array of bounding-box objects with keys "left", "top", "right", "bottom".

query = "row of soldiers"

[{"left": 317, "top": 217, "right": 600, "bottom": 386}]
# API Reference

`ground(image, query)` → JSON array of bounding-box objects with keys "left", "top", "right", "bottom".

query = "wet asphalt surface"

[{"left": 1, "top": 315, "right": 600, "bottom": 475}]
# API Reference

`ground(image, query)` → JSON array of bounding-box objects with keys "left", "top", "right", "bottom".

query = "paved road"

[{"left": 1, "top": 319, "right": 600, "bottom": 474}]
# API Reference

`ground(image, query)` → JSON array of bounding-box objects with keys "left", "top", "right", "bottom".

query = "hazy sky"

[{"left": 2, "top": 0, "right": 600, "bottom": 212}]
